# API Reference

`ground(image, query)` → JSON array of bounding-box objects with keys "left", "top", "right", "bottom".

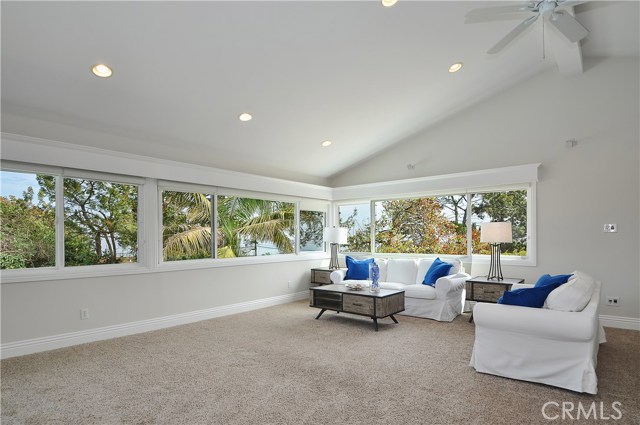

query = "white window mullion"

[
  {"left": 55, "top": 175, "right": 65, "bottom": 269},
  {"left": 212, "top": 193, "right": 218, "bottom": 259},
  {"left": 141, "top": 178, "right": 158, "bottom": 269},
  {"left": 370, "top": 201, "right": 376, "bottom": 254},
  {"left": 466, "top": 193, "right": 473, "bottom": 257}
]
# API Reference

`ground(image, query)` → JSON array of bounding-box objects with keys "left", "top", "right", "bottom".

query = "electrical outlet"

[
  {"left": 80, "top": 308, "right": 90, "bottom": 320},
  {"left": 606, "top": 297, "right": 620, "bottom": 306},
  {"left": 603, "top": 224, "right": 617, "bottom": 233}
]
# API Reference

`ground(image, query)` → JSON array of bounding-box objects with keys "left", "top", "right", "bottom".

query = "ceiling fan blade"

[
  {"left": 487, "top": 15, "right": 539, "bottom": 54},
  {"left": 465, "top": 4, "right": 535, "bottom": 23},
  {"left": 548, "top": 10, "right": 589, "bottom": 42}
]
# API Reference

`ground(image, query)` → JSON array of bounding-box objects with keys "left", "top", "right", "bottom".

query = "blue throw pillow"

[
  {"left": 498, "top": 282, "right": 564, "bottom": 308},
  {"left": 345, "top": 256, "right": 374, "bottom": 280},
  {"left": 534, "top": 273, "right": 573, "bottom": 288},
  {"left": 422, "top": 257, "right": 453, "bottom": 287}
]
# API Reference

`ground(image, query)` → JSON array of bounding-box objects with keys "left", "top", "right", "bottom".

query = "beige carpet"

[{"left": 2, "top": 300, "right": 639, "bottom": 425}]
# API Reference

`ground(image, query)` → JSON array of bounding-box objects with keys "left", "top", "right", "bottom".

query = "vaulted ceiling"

[{"left": 2, "top": 1, "right": 638, "bottom": 185}]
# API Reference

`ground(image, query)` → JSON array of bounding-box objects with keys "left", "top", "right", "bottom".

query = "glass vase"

[{"left": 369, "top": 262, "right": 380, "bottom": 293}]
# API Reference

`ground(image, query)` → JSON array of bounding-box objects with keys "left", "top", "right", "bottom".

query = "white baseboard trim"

[
  {"left": 600, "top": 314, "right": 640, "bottom": 331},
  {"left": 1, "top": 291, "right": 308, "bottom": 359}
]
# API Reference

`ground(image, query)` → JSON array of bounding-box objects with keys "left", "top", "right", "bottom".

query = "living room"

[{"left": 1, "top": 1, "right": 639, "bottom": 423}]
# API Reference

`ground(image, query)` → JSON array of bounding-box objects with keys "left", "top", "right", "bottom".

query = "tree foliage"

[
  {"left": 299, "top": 211, "right": 325, "bottom": 251},
  {"left": 161, "top": 193, "right": 295, "bottom": 260},
  {"left": 340, "top": 191, "right": 527, "bottom": 256},
  {"left": 0, "top": 190, "right": 55, "bottom": 269}
]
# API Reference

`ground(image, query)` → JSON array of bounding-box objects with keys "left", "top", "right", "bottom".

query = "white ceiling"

[{"left": 2, "top": 1, "right": 638, "bottom": 185}]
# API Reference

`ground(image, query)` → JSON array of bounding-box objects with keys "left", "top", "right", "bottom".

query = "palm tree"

[{"left": 162, "top": 192, "right": 295, "bottom": 261}]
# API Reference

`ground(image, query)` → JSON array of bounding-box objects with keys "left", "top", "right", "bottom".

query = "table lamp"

[
  {"left": 480, "top": 221, "right": 512, "bottom": 280},
  {"left": 323, "top": 227, "right": 348, "bottom": 270}
]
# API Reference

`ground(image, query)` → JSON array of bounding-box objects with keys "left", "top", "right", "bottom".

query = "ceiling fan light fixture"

[
  {"left": 381, "top": 0, "right": 398, "bottom": 8},
  {"left": 91, "top": 64, "right": 112, "bottom": 78},
  {"left": 448, "top": 62, "right": 463, "bottom": 73}
]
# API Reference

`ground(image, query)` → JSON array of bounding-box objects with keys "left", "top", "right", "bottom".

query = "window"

[
  {"left": 0, "top": 171, "right": 56, "bottom": 269},
  {"left": 339, "top": 187, "right": 531, "bottom": 260},
  {"left": 338, "top": 203, "right": 371, "bottom": 252},
  {"left": 374, "top": 195, "right": 467, "bottom": 254},
  {"left": 470, "top": 189, "right": 528, "bottom": 257},
  {"left": 299, "top": 210, "right": 325, "bottom": 252},
  {"left": 216, "top": 195, "right": 295, "bottom": 257},
  {"left": 162, "top": 191, "right": 213, "bottom": 261},
  {"left": 63, "top": 178, "right": 138, "bottom": 266}
]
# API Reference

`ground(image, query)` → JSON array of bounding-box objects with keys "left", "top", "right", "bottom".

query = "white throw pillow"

[
  {"left": 386, "top": 259, "right": 418, "bottom": 285},
  {"left": 545, "top": 270, "right": 595, "bottom": 312}
]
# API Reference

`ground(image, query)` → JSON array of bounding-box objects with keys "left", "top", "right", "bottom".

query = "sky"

[{"left": 0, "top": 171, "right": 41, "bottom": 202}]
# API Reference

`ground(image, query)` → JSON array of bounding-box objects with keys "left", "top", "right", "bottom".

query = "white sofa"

[
  {"left": 330, "top": 258, "right": 470, "bottom": 322},
  {"left": 469, "top": 272, "right": 606, "bottom": 394}
]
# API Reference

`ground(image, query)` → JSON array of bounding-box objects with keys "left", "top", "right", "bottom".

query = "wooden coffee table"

[{"left": 309, "top": 284, "right": 405, "bottom": 331}]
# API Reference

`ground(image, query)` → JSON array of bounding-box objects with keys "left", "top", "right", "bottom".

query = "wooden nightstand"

[
  {"left": 465, "top": 276, "right": 525, "bottom": 322},
  {"left": 310, "top": 267, "right": 339, "bottom": 285}
]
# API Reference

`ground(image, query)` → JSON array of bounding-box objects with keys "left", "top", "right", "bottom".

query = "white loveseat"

[
  {"left": 470, "top": 271, "right": 606, "bottom": 394},
  {"left": 330, "top": 258, "right": 470, "bottom": 322}
]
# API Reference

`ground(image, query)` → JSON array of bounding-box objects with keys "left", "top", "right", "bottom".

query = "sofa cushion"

[
  {"left": 386, "top": 259, "right": 418, "bottom": 285},
  {"left": 404, "top": 284, "right": 437, "bottom": 300},
  {"left": 545, "top": 270, "right": 595, "bottom": 312},
  {"left": 345, "top": 256, "right": 374, "bottom": 280},
  {"left": 380, "top": 282, "right": 409, "bottom": 290},
  {"left": 422, "top": 258, "right": 453, "bottom": 286},
  {"left": 498, "top": 283, "right": 563, "bottom": 308},
  {"left": 534, "top": 273, "right": 573, "bottom": 288}
]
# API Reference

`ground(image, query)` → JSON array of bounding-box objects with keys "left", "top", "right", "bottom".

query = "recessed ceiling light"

[
  {"left": 321, "top": 140, "right": 332, "bottom": 147},
  {"left": 448, "top": 62, "right": 463, "bottom": 73},
  {"left": 382, "top": 0, "right": 398, "bottom": 7},
  {"left": 238, "top": 113, "right": 252, "bottom": 122},
  {"left": 91, "top": 64, "right": 112, "bottom": 78}
]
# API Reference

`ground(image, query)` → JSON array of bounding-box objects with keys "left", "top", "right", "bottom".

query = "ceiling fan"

[{"left": 466, "top": 0, "right": 589, "bottom": 54}]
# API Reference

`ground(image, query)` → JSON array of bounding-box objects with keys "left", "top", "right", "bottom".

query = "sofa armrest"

[
  {"left": 330, "top": 269, "right": 347, "bottom": 284},
  {"left": 435, "top": 273, "right": 470, "bottom": 298},
  {"left": 473, "top": 302, "right": 597, "bottom": 341},
  {"left": 511, "top": 283, "right": 534, "bottom": 290}
]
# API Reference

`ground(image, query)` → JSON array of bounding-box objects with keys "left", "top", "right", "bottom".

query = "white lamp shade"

[
  {"left": 480, "top": 222, "right": 513, "bottom": 243},
  {"left": 323, "top": 227, "right": 348, "bottom": 244}
]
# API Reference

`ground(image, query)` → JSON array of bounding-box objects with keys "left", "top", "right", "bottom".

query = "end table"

[
  {"left": 465, "top": 276, "right": 525, "bottom": 322},
  {"left": 310, "top": 267, "right": 340, "bottom": 285}
]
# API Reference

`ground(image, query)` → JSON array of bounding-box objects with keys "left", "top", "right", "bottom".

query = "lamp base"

[
  {"left": 486, "top": 243, "right": 504, "bottom": 281},
  {"left": 329, "top": 243, "right": 340, "bottom": 270}
]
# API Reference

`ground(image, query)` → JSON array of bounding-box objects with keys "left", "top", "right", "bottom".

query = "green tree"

[
  {"left": 0, "top": 191, "right": 56, "bottom": 269},
  {"left": 161, "top": 193, "right": 295, "bottom": 260},
  {"left": 375, "top": 198, "right": 466, "bottom": 255},
  {"left": 299, "top": 211, "right": 324, "bottom": 251}
]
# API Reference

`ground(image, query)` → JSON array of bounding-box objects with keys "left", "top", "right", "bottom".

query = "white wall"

[
  {"left": 1, "top": 260, "right": 322, "bottom": 344},
  {"left": 330, "top": 58, "right": 640, "bottom": 321}
]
